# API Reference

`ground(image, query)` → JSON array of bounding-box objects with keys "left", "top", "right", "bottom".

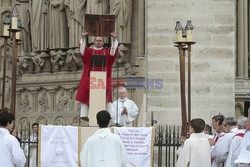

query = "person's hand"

[
  {"left": 31, "top": 143, "right": 37, "bottom": 147},
  {"left": 121, "top": 106, "right": 127, "bottom": 115},
  {"left": 82, "top": 30, "right": 88, "bottom": 38},
  {"left": 180, "top": 136, "right": 186, "bottom": 144},
  {"left": 208, "top": 138, "right": 215, "bottom": 146},
  {"left": 110, "top": 32, "right": 117, "bottom": 38}
]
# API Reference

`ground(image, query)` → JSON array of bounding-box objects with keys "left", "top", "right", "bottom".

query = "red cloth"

[
  {"left": 75, "top": 47, "right": 118, "bottom": 104},
  {"left": 234, "top": 132, "right": 244, "bottom": 138}
]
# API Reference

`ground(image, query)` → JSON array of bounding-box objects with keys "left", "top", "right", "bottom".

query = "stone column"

[
  {"left": 51, "top": 90, "right": 56, "bottom": 112},
  {"left": 32, "top": 90, "right": 38, "bottom": 113},
  {"left": 137, "top": 0, "right": 145, "bottom": 57},
  {"left": 237, "top": 0, "right": 248, "bottom": 78},
  {"left": 244, "top": 0, "right": 248, "bottom": 78}
]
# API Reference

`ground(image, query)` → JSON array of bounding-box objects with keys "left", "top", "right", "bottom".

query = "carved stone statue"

[
  {"left": 56, "top": 91, "right": 68, "bottom": 111},
  {"left": 110, "top": 0, "right": 132, "bottom": 44},
  {"left": 21, "top": 92, "right": 32, "bottom": 112},
  {"left": 18, "top": 51, "right": 29, "bottom": 75},
  {"left": 64, "top": 0, "right": 85, "bottom": 48},
  {"left": 4, "top": 78, "right": 11, "bottom": 104},
  {"left": 16, "top": 1, "right": 32, "bottom": 53},
  {"left": 40, "top": 52, "right": 52, "bottom": 73},
  {"left": 38, "top": 91, "right": 49, "bottom": 112},
  {"left": 31, "top": 0, "right": 49, "bottom": 52},
  {"left": 117, "top": 44, "right": 128, "bottom": 65},
  {"left": 86, "top": 0, "right": 109, "bottom": 14},
  {"left": 66, "top": 49, "right": 82, "bottom": 71},
  {"left": 51, "top": 50, "right": 64, "bottom": 72},
  {"left": 32, "top": 53, "right": 45, "bottom": 73},
  {"left": 50, "top": 0, "right": 68, "bottom": 49}
]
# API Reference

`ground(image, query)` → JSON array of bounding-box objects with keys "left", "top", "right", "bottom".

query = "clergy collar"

[{"left": 118, "top": 97, "right": 128, "bottom": 102}]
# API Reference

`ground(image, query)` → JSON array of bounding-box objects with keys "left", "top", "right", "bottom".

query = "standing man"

[
  {"left": 80, "top": 110, "right": 127, "bottom": 167},
  {"left": 225, "top": 116, "right": 247, "bottom": 167},
  {"left": 210, "top": 117, "right": 238, "bottom": 166},
  {"left": 209, "top": 114, "right": 225, "bottom": 167},
  {"left": 176, "top": 118, "right": 211, "bottom": 167},
  {"left": 111, "top": 86, "right": 138, "bottom": 127},
  {"left": 75, "top": 30, "right": 118, "bottom": 120},
  {"left": 30, "top": 122, "right": 38, "bottom": 167},
  {"left": 0, "top": 109, "right": 26, "bottom": 167}
]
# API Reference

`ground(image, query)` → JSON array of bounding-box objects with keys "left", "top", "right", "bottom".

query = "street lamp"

[
  {"left": 0, "top": 15, "right": 11, "bottom": 110},
  {"left": 174, "top": 20, "right": 195, "bottom": 137},
  {"left": 9, "top": 6, "right": 21, "bottom": 115}
]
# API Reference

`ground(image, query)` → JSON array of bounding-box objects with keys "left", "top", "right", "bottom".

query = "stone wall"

[{"left": 146, "top": 0, "right": 236, "bottom": 124}]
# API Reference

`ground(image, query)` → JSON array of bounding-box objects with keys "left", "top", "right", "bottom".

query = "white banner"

[
  {"left": 40, "top": 125, "right": 78, "bottom": 167},
  {"left": 114, "top": 127, "right": 153, "bottom": 167}
]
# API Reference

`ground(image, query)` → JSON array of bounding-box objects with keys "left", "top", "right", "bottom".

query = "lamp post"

[
  {"left": 9, "top": 6, "right": 21, "bottom": 115},
  {"left": 0, "top": 15, "right": 11, "bottom": 110},
  {"left": 174, "top": 20, "right": 195, "bottom": 137}
]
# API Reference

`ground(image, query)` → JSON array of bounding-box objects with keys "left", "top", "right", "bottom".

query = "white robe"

[
  {"left": 111, "top": 97, "right": 138, "bottom": 127},
  {"left": 24, "top": 133, "right": 38, "bottom": 167},
  {"left": 176, "top": 133, "right": 211, "bottom": 167},
  {"left": 234, "top": 130, "right": 250, "bottom": 166},
  {"left": 80, "top": 128, "right": 127, "bottom": 167},
  {"left": 225, "top": 129, "right": 245, "bottom": 167},
  {"left": 210, "top": 132, "right": 225, "bottom": 167},
  {"left": 29, "top": 134, "right": 38, "bottom": 167},
  {"left": 211, "top": 128, "right": 239, "bottom": 167},
  {"left": 0, "top": 128, "right": 26, "bottom": 167}
]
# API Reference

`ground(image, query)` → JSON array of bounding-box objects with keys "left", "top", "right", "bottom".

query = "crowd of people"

[
  {"left": 1, "top": 107, "right": 250, "bottom": 167},
  {"left": 176, "top": 110, "right": 250, "bottom": 167}
]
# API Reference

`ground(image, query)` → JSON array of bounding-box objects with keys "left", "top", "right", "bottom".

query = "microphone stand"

[{"left": 115, "top": 61, "right": 121, "bottom": 127}]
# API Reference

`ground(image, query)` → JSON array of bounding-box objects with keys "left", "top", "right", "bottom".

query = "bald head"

[
  {"left": 118, "top": 86, "right": 127, "bottom": 99},
  {"left": 94, "top": 37, "right": 104, "bottom": 48}
]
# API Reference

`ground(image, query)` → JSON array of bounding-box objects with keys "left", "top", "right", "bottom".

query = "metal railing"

[
  {"left": 153, "top": 125, "right": 181, "bottom": 167},
  {"left": 19, "top": 122, "right": 181, "bottom": 167}
]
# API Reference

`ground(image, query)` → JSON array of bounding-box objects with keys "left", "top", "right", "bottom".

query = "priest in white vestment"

[
  {"left": 0, "top": 109, "right": 26, "bottom": 167},
  {"left": 235, "top": 112, "right": 250, "bottom": 167},
  {"left": 28, "top": 123, "right": 38, "bottom": 167},
  {"left": 225, "top": 116, "right": 247, "bottom": 167},
  {"left": 209, "top": 114, "right": 225, "bottom": 167},
  {"left": 176, "top": 118, "right": 210, "bottom": 167},
  {"left": 211, "top": 117, "right": 239, "bottom": 167},
  {"left": 111, "top": 86, "right": 138, "bottom": 127},
  {"left": 80, "top": 110, "right": 127, "bottom": 167}
]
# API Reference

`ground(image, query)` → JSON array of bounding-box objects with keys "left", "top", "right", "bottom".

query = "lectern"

[{"left": 88, "top": 55, "right": 107, "bottom": 126}]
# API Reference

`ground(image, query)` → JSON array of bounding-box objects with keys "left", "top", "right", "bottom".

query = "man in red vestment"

[{"left": 75, "top": 30, "right": 118, "bottom": 119}]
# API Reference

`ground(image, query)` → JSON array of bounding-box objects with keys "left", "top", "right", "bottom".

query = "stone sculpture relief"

[
  {"left": 110, "top": 0, "right": 132, "bottom": 44},
  {"left": 16, "top": 1, "right": 32, "bottom": 53},
  {"left": 21, "top": 92, "right": 32, "bottom": 112},
  {"left": 54, "top": 116, "right": 66, "bottom": 125},
  {"left": 31, "top": 0, "right": 49, "bottom": 52},
  {"left": 50, "top": 0, "right": 68, "bottom": 49},
  {"left": 66, "top": 49, "right": 83, "bottom": 71},
  {"left": 64, "top": 0, "right": 85, "bottom": 48},
  {"left": 37, "top": 116, "right": 48, "bottom": 125},
  {"left": 56, "top": 91, "right": 69, "bottom": 111},
  {"left": 17, "top": 51, "right": 29, "bottom": 75},
  {"left": 38, "top": 91, "right": 49, "bottom": 112},
  {"left": 32, "top": 53, "right": 45, "bottom": 73}
]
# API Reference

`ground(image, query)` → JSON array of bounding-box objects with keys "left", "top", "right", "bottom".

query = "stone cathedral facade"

[{"left": 0, "top": 0, "right": 249, "bottom": 134}]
